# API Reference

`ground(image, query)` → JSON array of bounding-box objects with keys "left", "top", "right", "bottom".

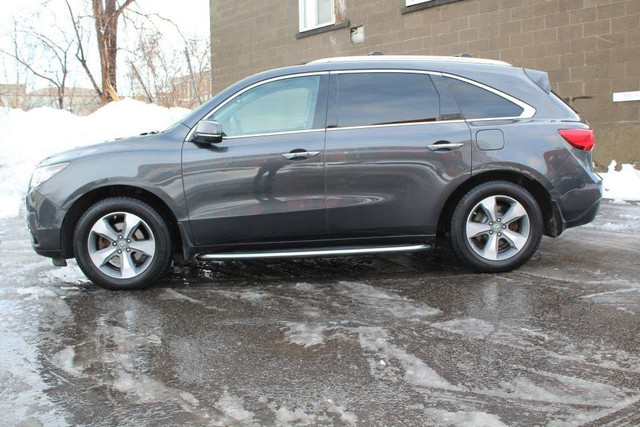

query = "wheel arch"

[
  {"left": 437, "top": 170, "right": 561, "bottom": 238},
  {"left": 60, "top": 185, "right": 185, "bottom": 259}
]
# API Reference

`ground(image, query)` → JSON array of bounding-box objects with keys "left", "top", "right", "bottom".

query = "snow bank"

[
  {"left": 600, "top": 161, "right": 640, "bottom": 202},
  {"left": 0, "top": 99, "right": 190, "bottom": 219}
]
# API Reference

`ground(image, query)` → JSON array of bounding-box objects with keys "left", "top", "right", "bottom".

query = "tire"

[
  {"left": 450, "top": 181, "right": 543, "bottom": 273},
  {"left": 73, "top": 197, "right": 172, "bottom": 290}
]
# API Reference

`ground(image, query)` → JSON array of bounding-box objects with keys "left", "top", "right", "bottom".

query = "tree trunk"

[{"left": 92, "top": 0, "right": 134, "bottom": 104}]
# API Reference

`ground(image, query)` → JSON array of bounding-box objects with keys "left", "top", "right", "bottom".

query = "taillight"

[{"left": 558, "top": 128, "right": 595, "bottom": 151}]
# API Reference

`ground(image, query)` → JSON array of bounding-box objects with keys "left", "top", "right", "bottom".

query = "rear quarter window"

[{"left": 445, "top": 77, "right": 524, "bottom": 119}]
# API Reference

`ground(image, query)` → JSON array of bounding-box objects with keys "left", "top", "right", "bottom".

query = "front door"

[
  {"left": 324, "top": 71, "right": 472, "bottom": 239},
  {"left": 182, "top": 73, "right": 329, "bottom": 246}
]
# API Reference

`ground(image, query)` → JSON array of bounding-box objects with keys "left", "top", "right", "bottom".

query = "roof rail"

[{"left": 309, "top": 55, "right": 511, "bottom": 66}]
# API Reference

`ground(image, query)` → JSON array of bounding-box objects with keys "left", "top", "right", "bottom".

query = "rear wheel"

[
  {"left": 73, "top": 197, "right": 172, "bottom": 290},
  {"left": 450, "top": 181, "right": 543, "bottom": 273}
]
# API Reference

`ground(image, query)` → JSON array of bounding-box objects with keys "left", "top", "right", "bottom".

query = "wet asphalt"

[{"left": 0, "top": 201, "right": 639, "bottom": 426}]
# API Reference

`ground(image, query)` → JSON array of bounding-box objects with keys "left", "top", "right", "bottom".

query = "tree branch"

[
  {"left": 0, "top": 47, "right": 60, "bottom": 89},
  {"left": 115, "top": 0, "right": 136, "bottom": 17},
  {"left": 65, "top": 0, "right": 103, "bottom": 98}
]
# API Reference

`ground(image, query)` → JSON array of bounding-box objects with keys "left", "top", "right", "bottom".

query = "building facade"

[
  {"left": 0, "top": 84, "right": 100, "bottom": 114},
  {"left": 210, "top": 0, "right": 640, "bottom": 166}
]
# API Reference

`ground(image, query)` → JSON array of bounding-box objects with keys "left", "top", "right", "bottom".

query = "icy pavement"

[{"left": 0, "top": 202, "right": 639, "bottom": 426}]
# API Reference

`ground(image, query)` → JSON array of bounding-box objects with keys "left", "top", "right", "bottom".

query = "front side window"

[
  {"left": 299, "top": 0, "right": 335, "bottom": 32},
  {"left": 212, "top": 76, "right": 321, "bottom": 137},
  {"left": 336, "top": 73, "right": 440, "bottom": 128},
  {"left": 406, "top": 0, "right": 433, "bottom": 6},
  {"left": 445, "top": 77, "right": 524, "bottom": 119}
]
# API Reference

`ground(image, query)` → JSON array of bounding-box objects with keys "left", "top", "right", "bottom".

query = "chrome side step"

[{"left": 196, "top": 244, "right": 430, "bottom": 261}]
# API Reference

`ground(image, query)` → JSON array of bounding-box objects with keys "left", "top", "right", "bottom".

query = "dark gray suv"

[{"left": 26, "top": 55, "right": 602, "bottom": 290}]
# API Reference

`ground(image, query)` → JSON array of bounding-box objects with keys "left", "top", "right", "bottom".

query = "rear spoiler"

[{"left": 524, "top": 68, "right": 551, "bottom": 94}]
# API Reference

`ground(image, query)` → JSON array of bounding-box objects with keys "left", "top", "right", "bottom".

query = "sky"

[{"left": 0, "top": 0, "right": 210, "bottom": 91}]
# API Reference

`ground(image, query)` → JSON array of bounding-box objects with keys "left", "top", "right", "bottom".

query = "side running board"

[{"left": 196, "top": 244, "right": 430, "bottom": 261}]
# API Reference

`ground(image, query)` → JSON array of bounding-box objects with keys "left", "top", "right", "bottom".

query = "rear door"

[
  {"left": 324, "top": 70, "right": 472, "bottom": 239},
  {"left": 182, "top": 73, "right": 329, "bottom": 246}
]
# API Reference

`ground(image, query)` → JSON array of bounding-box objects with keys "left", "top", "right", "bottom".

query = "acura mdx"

[{"left": 26, "top": 55, "right": 602, "bottom": 290}]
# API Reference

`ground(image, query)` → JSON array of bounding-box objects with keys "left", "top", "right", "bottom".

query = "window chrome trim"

[
  {"left": 331, "top": 69, "right": 440, "bottom": 76},
  {"left": 185, "top": 71, "right": 330, "bottom": 142},
  {"left": 326, "top": 119, "right": 466, "bottom": 132},
  {"left": 222, "top": 128, "right": 325, "bottom": 140}
]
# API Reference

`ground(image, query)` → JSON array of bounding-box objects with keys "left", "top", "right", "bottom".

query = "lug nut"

[
  {"left": 117, "top": 250, "right": 122, "bottom": 254},
  {"left": 503, "top": 225, "right": 506, "bottom": 229},
  {"left": 127, "top": 239, "right": 131, "bottom": 243},
  {"left": 489, "top": 221, "right": 493, "bottom": 225},
  {"left": 497, "top": 218, "right": 501, "bottom": 222},
  {"left": 489, "top": 231, "right": 493, "bottom": 234},
  {"left": 126, "top": 248, "right": 131, "bottom": 252},
  {"left": 112, "top": 242, "right": 117, "bottom": 246},
  {"left": 498, "top": 232, "right": 502, "bottom": 236},
  {"left": 118, "top": 235, "right": 122, "bottom": 239}
]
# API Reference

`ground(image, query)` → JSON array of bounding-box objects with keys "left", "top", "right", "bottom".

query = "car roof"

[{"left": 308, "top": 55, "right": 511, "bottom": 67}]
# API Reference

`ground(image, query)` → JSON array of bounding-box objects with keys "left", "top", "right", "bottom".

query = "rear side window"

[
  {"left": 445, "top": 77, "right": 524, "bottom": 119},
  {"left": 336, "top": 73, "right": 439, "bottom": 127}
]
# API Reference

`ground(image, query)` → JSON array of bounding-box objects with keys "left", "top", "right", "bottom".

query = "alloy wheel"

[
  {"left": 87, "top": 211, "right": 156, "bottom": 279},
  {"left": 465, "top": 195, "right": 530, "bottom": 261}
]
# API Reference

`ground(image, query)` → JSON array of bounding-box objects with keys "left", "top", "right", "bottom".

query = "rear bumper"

[
  {"left": 26, "top": 190, "right": 64, "bottom": 259},
  {"left": 551, "top": 173, "right": 602, "bottom": 236}
]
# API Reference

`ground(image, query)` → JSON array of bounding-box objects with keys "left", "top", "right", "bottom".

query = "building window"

[
  {"left": 299, "top": 0, "right": 335, "bottom": 32},
  {"left": 402, "top": 0, "right": 463, "bottom": 14},
  {"left": 406, "top": 0, "right": 433, "bottom": 6}
]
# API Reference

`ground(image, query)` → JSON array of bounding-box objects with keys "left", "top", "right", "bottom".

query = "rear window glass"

[
  {"left": 445, "top": 77, "right": 524, "bottom": 119},
  {"left": 336, "top": 73, "right": 439, "bottom": 127}
]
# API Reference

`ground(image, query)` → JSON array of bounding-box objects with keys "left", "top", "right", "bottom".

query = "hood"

[
  {"left": 36, "top": 122, "right": 190, "bottom": 167},
  {"left": 37, "top": 135, "right": 150, "bottom": 167}
]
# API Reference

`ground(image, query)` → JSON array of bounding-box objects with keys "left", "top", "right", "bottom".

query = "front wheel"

[
  {"left": 73, "top": 197, "right": 172, "bottom": 290},
  {"left": 450, "top": 181, "right": 543, "bottom": 273}
]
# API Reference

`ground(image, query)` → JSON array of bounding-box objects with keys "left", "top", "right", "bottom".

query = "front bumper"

[{"left": 26, "top": 190, "right": 64, "bottom": 258}]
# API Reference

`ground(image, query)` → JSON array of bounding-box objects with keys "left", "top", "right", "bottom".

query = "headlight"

[{"left": 29, "top": 163, "right": 70, "bottom": 190}]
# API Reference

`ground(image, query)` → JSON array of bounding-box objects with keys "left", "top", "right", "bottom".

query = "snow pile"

[
  {"left": 600, "top": 161, "right": 640, "bottom": 202},
  {"left": 0, "top": 99, "right": 190, "bottom": 218}
]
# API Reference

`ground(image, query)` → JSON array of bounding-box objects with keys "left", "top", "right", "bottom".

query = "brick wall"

[{"left": 210, "top": 0, "right": 640, "bottom": 166}]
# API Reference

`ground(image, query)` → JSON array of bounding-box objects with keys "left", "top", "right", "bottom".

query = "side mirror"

[{"left": 192, "top": 120, "right": 223, "bottom": 144}]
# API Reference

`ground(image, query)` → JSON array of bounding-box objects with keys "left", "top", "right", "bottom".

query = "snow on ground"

[
  {"left": 0, "top": 100, "right": 190, "bottom": 219},
  {"left": 601, "top": 160, "right": 640, "bottom": 202}
]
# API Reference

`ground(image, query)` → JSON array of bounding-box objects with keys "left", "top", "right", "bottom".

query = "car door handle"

[
  {"left": 427, "top": 142, "right": 465, "bottom": 152},
  {"left": 281, "top": 151, "right": 320, "bottom": 160}
]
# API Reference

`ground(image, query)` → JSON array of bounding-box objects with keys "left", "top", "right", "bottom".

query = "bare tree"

[
  {"left": 0, "top": 19, "right": 73, "bottom": 109},
  {"left": 64, "top": 0, "right": 135, "bottom": 104},
  {"left": 127, "top": 30, "right": 211, "bottom": 108},
  {"left": 64, "top": 0, "right": 102, "bottom": 100},
  {"left": 92, "top": 0, "right": 136, "bottom": 103}
]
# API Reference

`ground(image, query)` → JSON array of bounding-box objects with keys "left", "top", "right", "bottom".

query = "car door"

[
  {"left": 324, "top": 70, "right": 472, "bottom": 239},
  {"left": 182, "top": 73, "right": 329, "bottom": 246}
]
